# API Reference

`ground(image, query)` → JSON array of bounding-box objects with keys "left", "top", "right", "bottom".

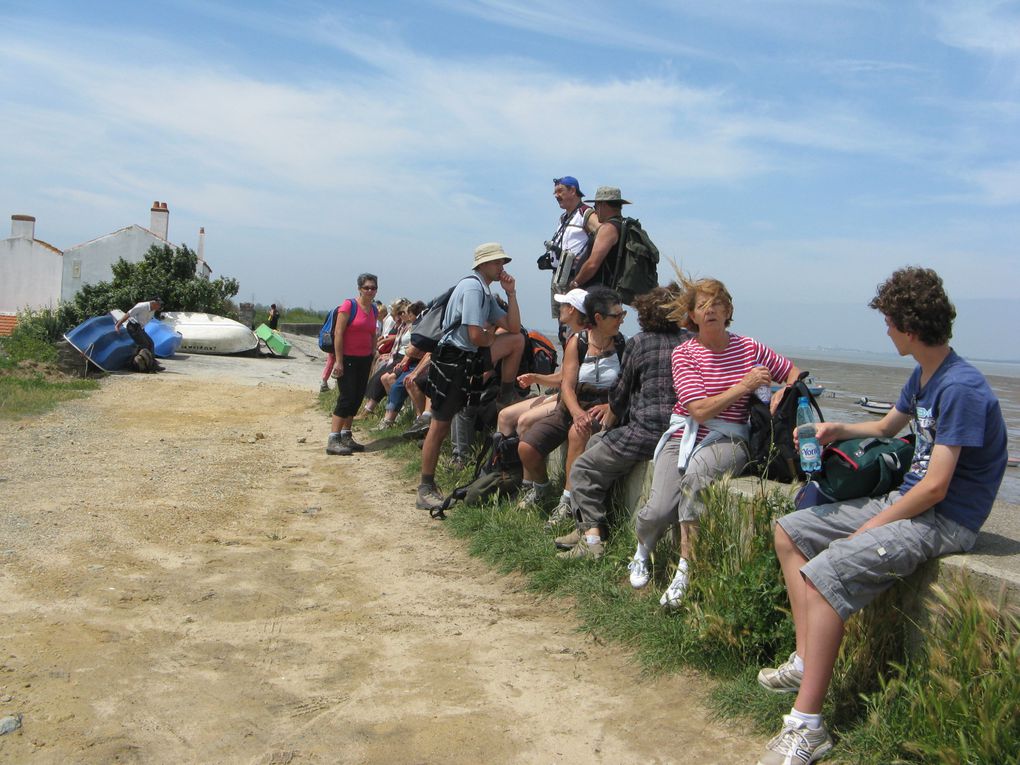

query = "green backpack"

[
  {"left": 610, "top": 217, "right": 660, "bottom": 304},
  {"left": 816, "top": 435, "right": 916, "bottom": 500}
]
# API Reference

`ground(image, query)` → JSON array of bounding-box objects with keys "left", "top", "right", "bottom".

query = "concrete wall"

[
  {"left": 61, "top": 226, "right": 165, "bottom": 303},
  {"left": 0, "top": 236, "right": 63, "bottom": 314}
]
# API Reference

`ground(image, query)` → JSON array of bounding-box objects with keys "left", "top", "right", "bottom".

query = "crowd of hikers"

[{"left": 317, "top": 178, "right": 1008, "bottom": 765}]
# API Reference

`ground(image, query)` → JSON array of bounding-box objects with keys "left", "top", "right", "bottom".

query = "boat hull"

[
  {"left": 63, "top": 314, "right": 137, "bottom": 372},
  {"left": 160, "top": 312, "right": 259, "bottom": 355},
  {"left": 255, "top": 323, "right": 292, "bottom": 357},
  {"left": 144, "top": 319, "right": 183, "bottom": 358}
]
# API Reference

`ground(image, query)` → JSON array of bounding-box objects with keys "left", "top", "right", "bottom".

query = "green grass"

[
  {"left": 0, "top": 368, "right": 99, "bottom": 418},
  {"left": 349, "top": 406, "right": 1019, "bottom": 764}
]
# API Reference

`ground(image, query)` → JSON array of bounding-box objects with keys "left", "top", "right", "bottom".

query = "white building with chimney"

[{"left": 1, "top": 201, "right": 212, "bottom": 333}]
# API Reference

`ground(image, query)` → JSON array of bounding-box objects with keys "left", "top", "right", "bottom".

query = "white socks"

[{"left": 789, "top": 708, "right": 822, "bottom": 729}]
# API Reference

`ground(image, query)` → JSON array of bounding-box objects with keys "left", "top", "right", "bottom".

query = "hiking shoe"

[
  {"left": 340, "top": 432, "right": 365, "bottom": 452},
  {"left": 449, "top": 454, "right": 468, "bottom": 471},
  {"left": 415, "top": 483, "right": 445, "bottom": 512},
  {"left": 557, "top": 537, "right": 604, "bottom": 560},
  {"left": 325, "top": 435, "right": 352, "bottom": 456},
  {"left": 515, "top": 483, "right": 546, "bottom": 510},
  {"left": 756, "top": 715, "right": 833, "bottom": 765},
  {"left": 402, "top": 414, "right": 432, "bottom": 439},
  {"left": 628, "top": 558, "right": 652, "bottom": 589},
  {"left": 319, "top": 381, "right": 330, "bottom": 393},
  {"left": 374, "top": 419, "right": 396, "bottom": 431},
  {"left": 757, "top": 652, "right": 804, "bottom": 694},
  {"left": 554, "top": 529, "right": 580, "bottom": 550},
  {"left": 659, "top": 561, "right": 689, "bottom": 609},
  {"left": 543, "top": 499, "right": 573, "bottom": 531}
]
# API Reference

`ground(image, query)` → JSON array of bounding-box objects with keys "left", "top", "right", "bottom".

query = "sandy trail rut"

[{"left": 0, "top": 370, "right": 758, "bottom": 764}]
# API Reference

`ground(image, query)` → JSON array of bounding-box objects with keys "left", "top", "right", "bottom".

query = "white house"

[
  {"left": 0, "top": 215, "right": 64, "bottom": 320},
  {"left": 1, "top": 202, "right": 212, "bottom": 333}
]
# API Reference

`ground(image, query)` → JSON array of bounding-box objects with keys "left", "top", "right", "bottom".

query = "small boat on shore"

[
  {"left": 1008, "top": 455, "right": 1019, "bottom": 468},
  {"left": 255, "top": 323, "right": 292, "bottom": 357},
  {"left": 63, "top": 313, "right": 136, "bottom": 372},
  {"left": 160, "top": 312, "right": 259, "bottom": 355},
  {"left": 858, "top": 397, "right": 894, "bottom": 415},
  {"left": 773, "top": 381, "right": 825, "bottom": 396}
]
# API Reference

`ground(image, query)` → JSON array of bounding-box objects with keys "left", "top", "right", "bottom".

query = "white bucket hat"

[{"left": 473, "top": 242, "right": 512, "bottom": 267}]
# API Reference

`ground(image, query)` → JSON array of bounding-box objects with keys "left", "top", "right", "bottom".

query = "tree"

[{"left": 61, "top": 244, "right": 240, "bottom": 327}]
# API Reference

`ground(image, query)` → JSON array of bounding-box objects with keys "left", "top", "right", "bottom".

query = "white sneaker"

[
  {"left": 515, "top": 483, "right": 546, "bottom": 509},
  {"left": 756, "top": 715, "right": 833, "bottom": 765},
  {"left": 627, "top": 558, "right": 651, "bottom": 589},
  {"left": 659, "top": 561, "right": 689, "bottom": 609}
]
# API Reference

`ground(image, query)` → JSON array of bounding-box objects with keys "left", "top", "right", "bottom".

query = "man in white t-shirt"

[
  {"left": 114, "top": 297, "right": 162, "bottom": 356},
  {"left": 545, "top": 177, "right": 599, "bottom": 329}
]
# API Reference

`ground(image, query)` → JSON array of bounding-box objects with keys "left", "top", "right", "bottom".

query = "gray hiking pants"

[{"left": 568, "top": 434, "right": 640, "bottom": 531}]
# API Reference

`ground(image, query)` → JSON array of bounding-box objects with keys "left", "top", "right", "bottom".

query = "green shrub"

[{"left": 0, "top": 305, "right": 73, "bottom": 363}]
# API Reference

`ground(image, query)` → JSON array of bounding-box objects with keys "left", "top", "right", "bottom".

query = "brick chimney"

[
  {"left": 149, "top": 201, "right": 169, "bottom": 240},
  {"left": 10, "top": 214, "right": 36, "bottom": 239}
]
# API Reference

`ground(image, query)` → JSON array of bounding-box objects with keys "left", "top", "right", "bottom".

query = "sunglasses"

[
  {"left": 360, "top": 285, "right": 378, "bottom": 291},
  {"left": 604, "top": 310, "right": 627, "bottom": 320}
]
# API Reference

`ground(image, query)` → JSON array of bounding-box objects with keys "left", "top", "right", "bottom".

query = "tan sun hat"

[
  {"left": 473, "top": 242, "right": 512, "bottom": 267},
  {"left": 583, "top": 186, "right": 631, "bottom": 204}
]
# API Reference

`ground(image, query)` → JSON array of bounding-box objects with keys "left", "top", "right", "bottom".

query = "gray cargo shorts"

[{"left": 777, "top": 493, "right": 977, "bottom": 621}]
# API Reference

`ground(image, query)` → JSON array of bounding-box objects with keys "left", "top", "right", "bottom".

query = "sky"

[{"left": 2, "top": 0, "right": 1019, "bottom": 361}]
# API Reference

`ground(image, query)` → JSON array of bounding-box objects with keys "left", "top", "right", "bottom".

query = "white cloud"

[{"left": 928, "top": 0, "right": 1020, "bottom": 57}]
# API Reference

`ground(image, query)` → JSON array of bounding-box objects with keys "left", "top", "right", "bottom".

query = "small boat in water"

[
  {"left": 160, "top": 312, "right": 259, "bottom": 355},
  {"left": 63, "top": 313, "right": 137, "bottom": 372},
  {"left": 858, "top": 397, "right": 894, "bottom": 415}
]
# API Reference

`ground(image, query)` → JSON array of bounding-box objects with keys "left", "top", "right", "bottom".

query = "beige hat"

[
  {"left": 553, "top": 288, "right": 588, "bottom": 313},
  {"left": 584, "top": 186, "right": 631, "bottom": 204},
  {"left": 473, "top": 242, "right": 512, "bottom": 267}
]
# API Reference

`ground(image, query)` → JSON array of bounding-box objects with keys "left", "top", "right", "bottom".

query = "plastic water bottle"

[
  {"left": 796, "top": 397, "right": 822, "bottom": 474},
  {"left": 754, "top": 384, "right": 771, "bottom": 404}
]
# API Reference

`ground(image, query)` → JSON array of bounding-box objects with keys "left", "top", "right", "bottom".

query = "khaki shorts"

[{"left": 778, "top": 494, "right": 977, "bottom": 621}]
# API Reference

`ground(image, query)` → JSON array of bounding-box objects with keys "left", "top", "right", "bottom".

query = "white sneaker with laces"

[
  {"left": 758, "top": 652, "right": 804, "bottom": 694},
  {"left": 756, "top": 715, "right": 833, "bottom": 765},
  {"left": 659, "top": 560, "right": 689, "bottom": 609},
  {"left": 627, "top": 557, "right": 651, "bottom": 589}
]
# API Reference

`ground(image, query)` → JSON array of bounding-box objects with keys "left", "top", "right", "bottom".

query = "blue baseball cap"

[{"left": 553, "top": 176, "right": 583, "bottom": 195}]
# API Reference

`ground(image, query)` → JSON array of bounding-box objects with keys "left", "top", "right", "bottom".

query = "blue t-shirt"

[
  {"left": 441, "top": 272, "right": 506, "bottom": 352},
  {"left": 895, "top": 350, "right": 1007, "bottom": 532}
]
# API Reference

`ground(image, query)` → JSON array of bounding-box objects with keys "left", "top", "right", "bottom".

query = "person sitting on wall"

[{"left": 754, "top": 266, "right": 1008, "bottom": 765}]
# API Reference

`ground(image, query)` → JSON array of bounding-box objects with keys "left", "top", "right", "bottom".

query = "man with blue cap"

[{"left": 543, "top": 177, "right": 600, "bottom": 328}]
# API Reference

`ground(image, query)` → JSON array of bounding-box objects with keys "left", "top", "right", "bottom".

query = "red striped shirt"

[{"left": 671, "top": 333, "right": 792, "bottom": 442}]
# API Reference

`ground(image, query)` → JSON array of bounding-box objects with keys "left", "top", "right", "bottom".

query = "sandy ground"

[{"left": 0, "top": 342, "right": 761, "bottom": 764}]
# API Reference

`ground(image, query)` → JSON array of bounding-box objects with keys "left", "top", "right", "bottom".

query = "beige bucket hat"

[
  {"left": 473, "top": 242, "right": 512, "bottom": 267},
  {"left": 583, "top": 186, "right": 631, "bottom": 204}
]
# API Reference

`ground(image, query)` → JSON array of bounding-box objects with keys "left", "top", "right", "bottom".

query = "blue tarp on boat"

[{"left": 63, "top": 314, "right": 137, "bottom": 372}]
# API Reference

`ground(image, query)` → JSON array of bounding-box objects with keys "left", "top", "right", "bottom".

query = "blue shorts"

[{"left": 777, "top": 494, "right": 977, "bottom": 621}]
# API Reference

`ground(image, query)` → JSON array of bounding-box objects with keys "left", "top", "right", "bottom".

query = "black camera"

[{"left": 536, "top": 240, "right": 561, "bottom": 271}]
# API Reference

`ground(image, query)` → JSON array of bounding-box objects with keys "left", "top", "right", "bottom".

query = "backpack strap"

[{"left": 440, "top": 273, "right": 488, "bottom": 338}]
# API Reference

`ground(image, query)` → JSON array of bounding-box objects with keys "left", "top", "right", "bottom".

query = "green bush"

[{"left": 0, "top": 305, "right": 70, "bottom": 363}]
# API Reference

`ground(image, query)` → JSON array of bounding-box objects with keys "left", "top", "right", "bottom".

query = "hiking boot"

[
  {"left": 543, "top": 498, "right": 573, "bottom": 531},
  {"left": 416, "top": 483, "right": 445, "bottom": 512},
  {"left": 319, "top": 381, "right": 330, "bottom": 393},
  {"left": 628, "top": 557, "right": 652, "bottom": 589},
  {"left": 515, "top": 483, "right": 546, "bottom": 510},
  {"left": 757, "top": 652, "right": 804, "bottom": 694},
  {"left": 449, "top": 454, "right": 468, "bottom": 471},
  {"left": 659, "top": 561, "right": 689, "bottom": 609},
  {"left": 340, "top": 432, "right": 365, "bottom": 452},
  {"left": 402, "top": 414, "right": 432, "bottom": 439},
  {"left": 325, "top": 434, "right": 352, "bottom": 456},
  {"left": 554, "top": 528, "right": 580, "bottom": 550},
  {"left": 557, "top": 536, "right": 604, "bottom": 560},
  {"left": 756, "top": 715, "right": 833, "bottom": 765}
]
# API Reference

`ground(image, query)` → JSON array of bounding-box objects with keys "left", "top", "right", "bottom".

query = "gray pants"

[
  {"left": 568, "top": 434, "right": 640, "bottom": 530},
  {"left": 635, "top": 437, "right": 749, "bottom": 549}
]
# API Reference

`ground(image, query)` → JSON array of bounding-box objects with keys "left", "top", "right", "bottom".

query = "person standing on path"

[
  {"left": 415, "top": 243, "right": 524, "bottom": 512},
  {"left": 267, "top": 304, "right": 280, "bottom": 330},
  {"left": 325, "top": 273, "right": 379, "bottom": 456}
]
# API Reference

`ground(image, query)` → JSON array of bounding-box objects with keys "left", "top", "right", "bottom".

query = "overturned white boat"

[{"left": 160, "top": 312, "right": 258, "bottom": 355}]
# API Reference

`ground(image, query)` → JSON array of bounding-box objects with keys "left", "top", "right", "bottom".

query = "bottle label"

[{"left": 800, "top": 441, "right": 821, "bottom": 462}]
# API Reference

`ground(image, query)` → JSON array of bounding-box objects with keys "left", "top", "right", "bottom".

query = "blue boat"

[
  {"left": 63, "top": 313, "right": 137, "bottom": 372},
  {"left": 145, "top": 319, "right": 183, "bottom": 358}
]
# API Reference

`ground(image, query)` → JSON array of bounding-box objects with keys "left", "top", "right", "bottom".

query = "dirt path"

[{"left": 0, "top": 354, "right": 759, "bottom": 764}]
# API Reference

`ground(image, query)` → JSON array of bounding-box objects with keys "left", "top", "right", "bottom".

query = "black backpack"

[
  {"left": 610, "top": 217, "right": 659, "bottom": 304},
  {"left": 746, "top": 371, "right": 824, "bottom": 483},
  {"left": 428, "top": 432, "right": 523, "bottom": 519},
  {"left": 409, "top": 274, "right": 484, "bottom": 354}
]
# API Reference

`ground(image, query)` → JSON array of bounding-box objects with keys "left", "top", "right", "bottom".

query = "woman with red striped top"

[{"left": 627, "top": 277, "right": 801, "bottom": 609}]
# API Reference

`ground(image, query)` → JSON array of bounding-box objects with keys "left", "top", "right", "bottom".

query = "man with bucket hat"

[
  {"left": 543, "top": 177, "right": 600, "bottom": 322},
  {"left": 416, "top": 243, "right": 524, "bottom": 513},
  {"left": 570, "top": 186, "right": 630, "bottom": 292}
]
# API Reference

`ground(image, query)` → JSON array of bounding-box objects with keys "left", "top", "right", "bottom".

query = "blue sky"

[{"left": 2, "top": 0, "right": 1018, "bottom": 360}]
